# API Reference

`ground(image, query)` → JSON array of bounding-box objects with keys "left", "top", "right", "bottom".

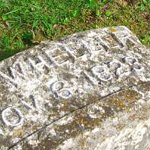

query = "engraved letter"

[
  {"left": 2, "top": 107, "right": 24, "bottom": 127},
  {"left": 50, "top": 81, "right": 73, "bottom": 99},
  {"left": 0, "top": 62, "right": 26, "bottom": 87},
  {"left": 20, "top": 95, "right": 38, "bottom": 110}
]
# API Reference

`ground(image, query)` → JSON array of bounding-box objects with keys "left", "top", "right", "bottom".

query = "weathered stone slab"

[{"left": 0, "top": 26, "right": 150, "bottom": 149}]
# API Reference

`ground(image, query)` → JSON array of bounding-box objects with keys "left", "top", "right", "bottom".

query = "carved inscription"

[
  {"left": 0, "top": 57, "right": 146, "bottom": 129},
  {"left": 0, "top": 26, "right": 149, "bottom": 148},
  {"left": 0, "top": 27, "right": 145, "bottom": 88}
]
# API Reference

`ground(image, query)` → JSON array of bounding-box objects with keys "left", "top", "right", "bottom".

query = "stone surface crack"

[{"left": 8, "top": 86, "right": 126, "bottom": 149}]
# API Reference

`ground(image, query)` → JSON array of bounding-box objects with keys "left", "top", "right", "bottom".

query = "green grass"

[
  {"left": 96, "top": 0, "right": 150, "bottom": 45},
  {"left": 0, "top": 0, "right": 149, "bottom": 61}
]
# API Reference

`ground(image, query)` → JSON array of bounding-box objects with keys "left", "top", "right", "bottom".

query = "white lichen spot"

[
  {"left": 59, "top": 138, "right": 76, "bottom": 150},
  {"left": 28, "top": 139, "right": 40, "bottom": 147},
  {"left": 56, "top": 116, "right": 73, "bottom": 125}
]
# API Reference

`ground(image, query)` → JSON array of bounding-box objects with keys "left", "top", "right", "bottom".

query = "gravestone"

[{"left": 0, "top": 26, "right": 150, "bottom": 150}]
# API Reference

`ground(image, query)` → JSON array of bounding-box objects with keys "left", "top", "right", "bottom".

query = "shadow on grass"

[{"left": 0, "top": 50, "right": 20, "bottom": 61}]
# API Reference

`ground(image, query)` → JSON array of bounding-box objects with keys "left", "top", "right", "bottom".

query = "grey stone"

[{"left": 0, "top": 26, "right": 150, "bottom": 150}]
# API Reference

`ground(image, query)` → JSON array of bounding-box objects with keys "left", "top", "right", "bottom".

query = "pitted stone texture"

[
  {"left": 0, "top": 26, "right": 150, "bottom": 149},
  {"left": 12, "top": 82, "right": 150, "bottom": 150}
]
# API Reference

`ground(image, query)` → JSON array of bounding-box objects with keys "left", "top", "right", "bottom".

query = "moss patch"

[{"left": 18, "top": 88, "right": 141, "bottom": 150}]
